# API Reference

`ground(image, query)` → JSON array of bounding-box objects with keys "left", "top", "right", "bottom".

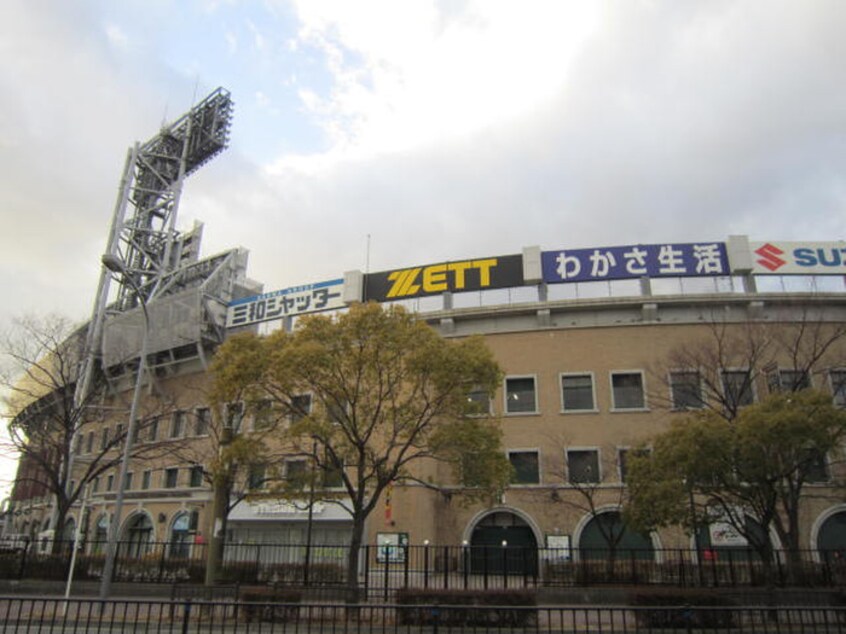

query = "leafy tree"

[
  {"left": 625, "top": 390, "right": 846, "bottom": 577},
  {"left": 1, "top": 315, "right": 168, "bottom": 552},
  {"left": 211, "top": 302, "right": 511, "bottom": 600}
]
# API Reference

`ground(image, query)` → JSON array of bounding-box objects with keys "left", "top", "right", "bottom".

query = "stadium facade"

[{"left": 7, "top": 234, "right": 846, "bottom": 568}]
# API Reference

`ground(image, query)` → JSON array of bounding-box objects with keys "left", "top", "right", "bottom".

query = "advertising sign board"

[
  {"left": 541, "top": 242, "right": 729, "bottom": 284},
  {"left": 364, "top": 254, "right": 524, "bottom": 302},
  {"left": 226, "top": 279, "right": 344, "bottom": 327},
  {"left": 750, "top": 241, "right": 846, "bottom": 275}
]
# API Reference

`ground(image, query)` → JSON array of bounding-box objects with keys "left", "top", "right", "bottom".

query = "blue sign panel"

[
  {"left": 226, "top": 279, "right": 344, "bottom": 327},
  {"left": 541, "top": 243, "right": 729, "bottom": 284}
]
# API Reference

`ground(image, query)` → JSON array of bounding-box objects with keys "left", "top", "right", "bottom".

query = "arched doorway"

[
  {"left": 121, "top": 513, "right": 153, "bottom": 558},
  {"left": 816, "top": 510, "right": 846, "bottom": 560},
  {"left": 578, "top": 511, "right": 654, "bottom": 561},
  {"left": 468, "top": 511, "right": 538, "bottom": 575},
  {"left": 168, "top": 511, "right": 198, "bottom": 558}
]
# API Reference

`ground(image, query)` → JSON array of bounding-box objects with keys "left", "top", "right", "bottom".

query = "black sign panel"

[{"left": 364, "top": 254, "right": 524, "bottom": 302}]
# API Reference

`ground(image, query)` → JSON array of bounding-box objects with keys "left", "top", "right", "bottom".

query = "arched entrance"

[
  {"left": 120, "top": 512, "right": 153, "bottom": 558},
  {"left": 578, "top": 511, "right": 654, "bottom": 560},
  {"left": 468, "top": 510, "right": 538, "bottom": 575},
  {"left": 168, "top": 511, "right": 198, "bottom": 558},
  {"left": 816, "top": 510, "right": 846, "bottom": 560}
]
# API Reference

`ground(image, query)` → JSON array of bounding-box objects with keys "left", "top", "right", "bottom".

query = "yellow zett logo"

[{"left": 386, "top": 258, "right": 498, "bottom": 298}]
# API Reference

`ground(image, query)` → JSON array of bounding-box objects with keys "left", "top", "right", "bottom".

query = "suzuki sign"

[{"left": 750, "top": 241, "right": 846, "bottom": 275}]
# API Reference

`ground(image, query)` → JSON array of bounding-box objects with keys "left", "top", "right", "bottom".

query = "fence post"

[
  {"left": 502, "top": 544, "right": 508, "bottom": 589},
  {"left": 483, "top": 545, "right": 489, "bottom": 590},
  {"left": 443, "top": 546, "right": 449, "bottom": 589},
  {"left": 423, "top": 542, "right": 430, "bottom": 589},
  {"left": 18, "top": 540, "right": 30, "bottom": 580},
  {"left": 158, "top": 542, "right": 168, "bottom": 582},
  {"left": 181, "top": 599, "right": 192, "bottom": 634},
  {"left": 363, "top": 544, "right": 370, "bottom": 599},
  {"left": 403, "top": 544, "right": 410, "bottom": 589},
  {"left": 463, "top": 543, "right": 469, "bottom": 589},
  {"left": 383, "top": 545, "right": 390, "bottom": 601}
]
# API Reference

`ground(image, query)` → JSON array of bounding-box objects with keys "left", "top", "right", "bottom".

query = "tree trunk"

[
  {"left": 345, "top": 516, "right": 365, "bottom": 604},
  {"left": 205, "top": 478, "right": 230, "bottom": 586}
]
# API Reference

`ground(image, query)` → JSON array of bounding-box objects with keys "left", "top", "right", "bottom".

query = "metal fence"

[
  {"left": 2, "top": 540, "right": 845, "bottom": 593},
  {"left": 0, "top": 596, "right": 844, "bottom": 633}
]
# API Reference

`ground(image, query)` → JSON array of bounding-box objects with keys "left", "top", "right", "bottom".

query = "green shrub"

[{"left": 395, "top": 589, "right": 537, "bottom": 627}]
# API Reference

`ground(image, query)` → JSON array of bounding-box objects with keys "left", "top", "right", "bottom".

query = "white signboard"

[
  {"left": 708, "top": 521, "right": 748, "bottom": 547},
  {"left": 750, "top": 241, "right": 846, "bottom": 275},
  {"left": 226, "top": 279, "right": 344, "bottom": 328}
]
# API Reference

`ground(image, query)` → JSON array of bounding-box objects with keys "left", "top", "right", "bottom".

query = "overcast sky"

[{"left": 1, "top": 0, "right": 845, "bottom": 497}]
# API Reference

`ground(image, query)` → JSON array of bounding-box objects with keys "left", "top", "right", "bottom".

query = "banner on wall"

[
  {"left": 364, "top": 254, "right": 524, "bottom": 302},
  {"left": 749, "top": 241, "right": 846, "bottom": 275},
  {"left": 226, "top": 279, "right": 344, "bottom": 327},
  {"left": 541, "top": 242, "right": 729, "bottom": 284}
]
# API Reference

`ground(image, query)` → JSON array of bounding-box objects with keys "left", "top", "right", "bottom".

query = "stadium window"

[
  {"left": 466, "top": 386, "right": 492, "bottom": 415},
  {"left": 253, "top": 399, "right": 274, "bottom": 430},
  {"left": 830, "top": 369, "right": 846, "bottom": 407},
  {"left": 164, "top": 468, "right": 179, "bottom": 489},
  {"left": 567, "top": 449, "right": 600, "bottom": 484},
  {"left": 225, "top": 402, "right": 245, "bottom": 431},
  {"left": 147, "top": 417, "right": 159, "bottom": 442},
  {"left": 508, "top": 450, "right": 540, "bottom": 484},
  {"left": 290, "top": 394, "right": 312, "bottom": 423},
  {"left": 106, "top": 474, "right": 114, "bottom": 491},
  {"left": 189, "top": 465, "right": 204, "bottom": 488},
  {"left": 504, "top": 376, "right": 538, "bottom": 414},
  {"left": 802, "top": 448, "right": 829, "bottom": 483},
  {"left": 669, "top": 370, "right": 703, "bottom": 410},
  {"left": 170, "top": 411, "right": 186, "bottom": 438},
  {"left": 560, "top": 373, "right": 596, "bottom": 412},
  {"left": 768, "top": 368, "right": 811, "bottom": 394},
  {"left": 101, "top": 427, "right": 110, "bottom": 451},
  {"left": 610, "top": 371, "right": 646, "bottom": 410},
  {"left": 86, "top": 431, "right": 94, "bottom": 454},
  {"left": 141, "top": 470, "right": 151, "bottom": 490},
  {"left": 248, "top": 464, "right": 267, "bottom": 490},
  {"left": 194, "top": 408, "right": 210, "bottom": 436},
  {"left": 721, "top": 369, "right": 755, "bottom": 408}
]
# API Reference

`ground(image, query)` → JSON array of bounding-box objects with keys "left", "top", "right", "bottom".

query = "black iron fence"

[
  {"left": 0, "top": 596, "right": 844, "bottom": 633},
  {"left": 2, "top": 540, "right": 845, "bottom": 592}
]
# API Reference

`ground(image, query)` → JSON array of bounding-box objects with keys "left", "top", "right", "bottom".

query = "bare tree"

[{"left": 1, "top": 314, "right": 171, "bottom": 552}]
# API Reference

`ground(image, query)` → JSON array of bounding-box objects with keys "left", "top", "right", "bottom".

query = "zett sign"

[
  {"left": 364, "top": 254, "right": 523, "bottom": 302},
  {"left": 750, "top": 241, "right": 846, "bottom": 275}
]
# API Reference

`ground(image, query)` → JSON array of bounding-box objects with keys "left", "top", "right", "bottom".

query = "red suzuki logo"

[{"left": 755, "top": 243, "right": 786, "bottom": 271}]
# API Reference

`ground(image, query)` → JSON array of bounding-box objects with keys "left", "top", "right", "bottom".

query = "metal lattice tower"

[{"left": 111, "top": 88, "right": 233, "bottom": 310}]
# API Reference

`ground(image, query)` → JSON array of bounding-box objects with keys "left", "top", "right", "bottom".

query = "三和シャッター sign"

[{"left": 226, "top": 279, "right": 344, "bottom": 327}]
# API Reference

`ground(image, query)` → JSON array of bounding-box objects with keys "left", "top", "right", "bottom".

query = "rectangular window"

[
  {"left": 611, "top": 372, "right": 646, "bottom": 410},
  {"left": 327, "top": 399, "right": 347, "bottom": 424},
  {"left": 248, "top": 464, "right": 267, "bottom": 490},
  {"left": 106, "top": 474, "right": 114, "bottom": 491},
  {"left": 322, "top": 459, "right": 344, "bottom": 489},
  {"left": 92, "top": 476, "right": 100, "bottom": 493},
  {"left": 124, "top": 472, "right": 133, "bottom": 491},
  {"left": 148, "top": 417, "right": 159, "bottom": 442},
  {"left": 670, "top": 371, "right": 703, "bottom": 409},
  {"left": 770, "top": 369, "right": 811, "bottom": 393},
  {"left": 131, "top": 420, "right": 140, "bottom": 445},
  {"left": 466, "top": 387, "right": 492, "bottom": 416},
  {"left": 115, "top": 423, "right": 123, "bottom": 442},
  {"left": 194, "top": 408, "right": 210, "bottom": 436},
  {"left": 508, "top": 450, "right": 540, "bottom": 484},
  {"left": 141, "top": 470, "right": 151, "bottom": 490},
  {"left": 189, "top": 466, "right": 204, "bottom": 488},
  {"left": 101, "top": 427, "right": 110, "bottom": 451},
  {"left": 561, "top": 374, "right": 595, "bottom": 412},
  {"left": 74, "top": 434, "right": 83, "bottom": 456},
  {"left": 170, "top": 411, "right": 186, "bottom": 438},
  {"left": 830, "top": 370, "right": 846, "bottom": 407},
  {"left": 290, "top": 394, "right": 312, "bottom": 423},
  {"left": 803, "top": 448, "right": 829, "bottom": 483},
  {"left": 285, "top": 460, "right": 308, "bottom": 485},
  {"left": 722, "top": 369, "right": 754, "bottom": 408},
  {"left": 86, "top": 431, "right": 94, "bottom": 454},
  {"left": 164, "top": 468, "right": 179, "bottom": 489},
  {"left": 253, "top": 399, "right": 274, "bottom": 430},
  {"left": 619, "top": 448, "right": 650, "bottom": 483},
  {"left": 567, "top": 449, "right": 600, "bottom": 484},
  {"left": 505, "top": 376, "right": 537, "bottom": 414},
  {"left": 226, "top": 402, "right": 245, "bottom": 431}
]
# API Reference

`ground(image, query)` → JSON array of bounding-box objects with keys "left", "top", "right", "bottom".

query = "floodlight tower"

[{"left": 74, "top": 88, "right": 233, "bottom": 401}]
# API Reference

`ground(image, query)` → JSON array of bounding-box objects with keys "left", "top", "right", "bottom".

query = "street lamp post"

[{"left": 98, "top": 253, "right": 151, "bottom": 600}]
